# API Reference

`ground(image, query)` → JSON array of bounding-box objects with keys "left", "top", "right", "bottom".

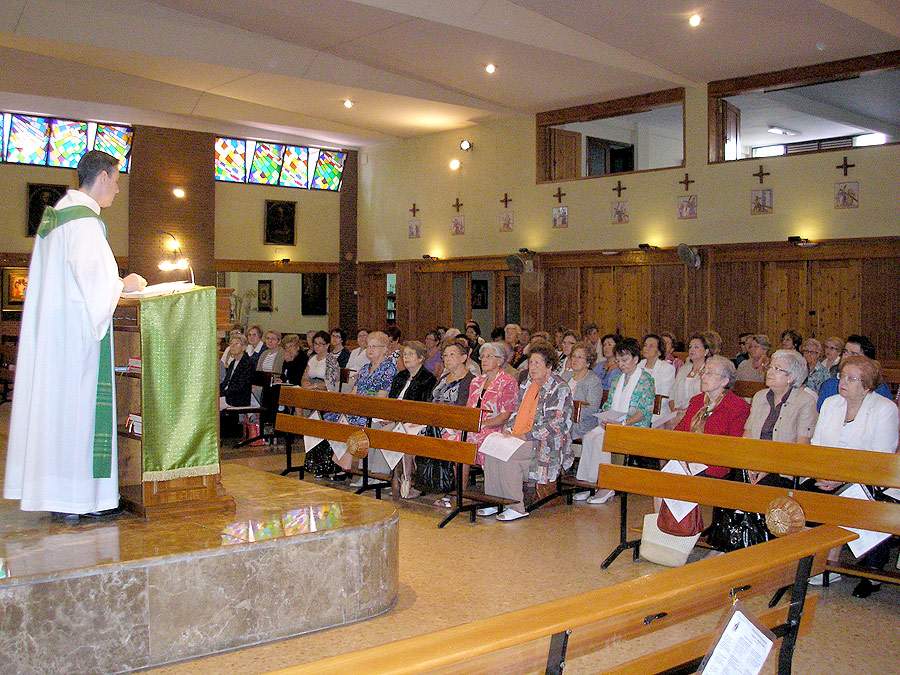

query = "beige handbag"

[{"left": 639, "top": 512, "right": 702, "bottom": 567}]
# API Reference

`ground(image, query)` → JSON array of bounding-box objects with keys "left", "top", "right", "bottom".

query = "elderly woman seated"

[
  {"left": 477, "top": 343, "right": 573, "bottom": 521},
  {"left": 220, "top": 333, "right": 255, "bottom": 409},
  {"left": 564, "top": 341, "right": 603, "bottom": 444},
  {"left": 807, "top": 355, "right": 899, "bottom": 597},
  {"left": 256, "top": 330, "right": 284, "bottom": 373},
  {"left": 574, "top": 337, "right": 656, "bottom": 504},
  {"left": 466, "top": 341, "right": 519, "bottom": 466},
  {"left": 744, "top": 349, "right": 817, "bottom": 487},
  {"left": 800, "top": 337, "right": 829, "bottom": 392},
  {"left": 780, "top": 329, "right": 803, "bottom": 352},
  {"left": 668, "top": 333, "right": 712, "bottom": 427},
  {"left": 735, "top": 334, "right": 771, "bottom": 382},
  {"left": 592, "top": 333, "right": 622, "bottom": 391}
]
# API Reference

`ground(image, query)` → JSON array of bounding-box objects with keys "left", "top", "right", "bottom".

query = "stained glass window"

[
  {"left": 215, "top": 137, "right": 246, "bottom": 182},
  {"left": 311, "top": 150, "right": 346, "bottom": 191},
  {"left": 93, "top": 124, "right": 133, "bottom": 172},
  {"left": 6, "top": 114, "right": 50, "bottom": 165},
  {"left": 279, "top": 146, "right": 309, "bottom": 188},
  {"left": 48, "top": 119, "right": 89, "bottom": 168},
  {"left": 248, "top": 142, "right": 284, "bottom": 185}
]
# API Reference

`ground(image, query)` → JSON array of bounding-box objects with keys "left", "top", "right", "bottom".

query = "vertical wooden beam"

[{"left": 339, "top": 150, "right": 359, "bottom": 334}]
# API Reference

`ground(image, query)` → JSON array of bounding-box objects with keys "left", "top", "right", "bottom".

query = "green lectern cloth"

[{"left": 139, "top": 286, "right": 220, "bottom": 481}]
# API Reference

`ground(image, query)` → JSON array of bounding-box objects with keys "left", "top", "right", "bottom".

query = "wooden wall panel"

[
  {"left": 650, "top": 265, "right": 686, "bottom": 339},
  {"left": 809, "top": 260, "right": 861, "bottom": 345},
  {"left": 357, "top": 271, "right": 387, "bottom": 332},
  {"left": 712, "top": 261, "right": 761, "bottom": 357},
  {"left": 411, "top": 271, "right": 452, "bottom": 339},
  {"left": 860, "top": 258, "right": 900, "bottom": 361},
  {"left": 544, "top": 268, "right": 581, "bottom": 332},
  {"left": 581, "top": 268, "right": 617, "bottom": 336},
  {"left": 684, "top": 266, "right": 709, "bottom": 340},
  {"left": 615, "top": 266, "right": 651, "bottom": 338},
  {"left": 520, "top": 270, "right": 545, "bottom": 331},
  {"left": 762, "top": 261, "right": 808, "bottom": 339}
]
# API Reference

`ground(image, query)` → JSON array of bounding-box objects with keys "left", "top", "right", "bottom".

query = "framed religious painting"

[
  {"left": 471, "top": 279, "right": 488, "bottom": 310},
  {"left": 2, "top": 267, "right": 29, "bottom": 312},
  {"left": 265, "top": 200, "right": 296, "bottom": 245},
  {"left": 301, "top": 273, "right": 328, "bottom": 315},
  {"left": 257, "top": 280, "right": 273, "bottom": 312},
  {"left": 27, "top": 183, "right": 68, "bottom": 237}
]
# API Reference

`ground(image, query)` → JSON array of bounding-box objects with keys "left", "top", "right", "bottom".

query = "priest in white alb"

[{"left": 4, "top": 150, "right": 146, "bottom": 519}]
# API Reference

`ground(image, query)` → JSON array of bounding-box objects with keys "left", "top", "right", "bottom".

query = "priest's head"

[{"left": 77, "top": 150, "right": 121, "bottom": 208}]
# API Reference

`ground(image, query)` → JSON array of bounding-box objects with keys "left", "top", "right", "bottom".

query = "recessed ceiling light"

[
  {"left": 459, "top": 139, "right": 473, "bottom": 151},
  {"left": 343, "top": 99, "right": 354, "bottom": 109},
  {"left": 768, "top": 126, "right": 798, "bottom": 136},
  {"left": 172, "top": 187, "right": 185, "bottom": 199},
  {"left": 485, "top": 63, "right": 496, "bottom": 74},
  {"left": 688, "top": 14, "right": 701, "bottom": 27},
  {"left": 449, "top": 158, "right": 461, "bottom": 171}
]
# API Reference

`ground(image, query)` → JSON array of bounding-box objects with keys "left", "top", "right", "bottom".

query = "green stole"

[{"left": 38, "top": 205, "right": 114, "bottom": 479}]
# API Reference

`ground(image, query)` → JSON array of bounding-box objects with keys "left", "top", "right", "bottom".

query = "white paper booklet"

[
  {"left": 596, "top": 409, "right": 628, "bottom": 424},
  {"left": 838, "top": 483, "right": 891, "bottom": 558},
  {"left": 122, "top": 281, "right": 195, "bottom": 298},
  {"left": 660, "top": 460, "right": 702, "bottom": 522},
  {"left": 479, "top": 432, "right": 525, "bottom": 462}
]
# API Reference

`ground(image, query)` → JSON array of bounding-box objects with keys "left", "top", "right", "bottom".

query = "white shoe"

[
  {"left": 476, "top": 506, "right": 499, "bottom": 517},
  {"left": 572, "top": 490, "right": 591, "bottom": 502},
  {"left": 808, "top": 573, "right": 841, "bottom": 586},
  {"left": 587, "top": 490, "right": 615, "bottom": 505},
  {"left": 497, "top": 509, "right": 529, "bottom": 521},
  {"left": 349, "top": 477, "right": 363, "bottom": 487}
]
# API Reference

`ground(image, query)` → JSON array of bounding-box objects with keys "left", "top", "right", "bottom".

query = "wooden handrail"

[
  {"left": 600, "top": 465, "right": 900, "bottom": 535},
  {"left": 275, "top": 414, "right": 477, "bottom": 465},
  {"left": 604, "top": 426, "right": 900, "bottom": 488},
  {"left": 270, "top": 527, "right": 852, "bottom": 675},
  {"left": 278, "top": 388, "right": 481, "bottom": 431}
]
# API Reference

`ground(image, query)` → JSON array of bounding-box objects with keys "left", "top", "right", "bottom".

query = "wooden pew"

[
  {"left": 268, "top": 526, "right": 853, "bottom": 675},
  {"left": 0, "top": 343, "right": 16, "bottom": 405},
  {"left": 732, "top": 379, "right": 768, "bottom": 399},
  {"left": 275, "top": 388, "right": 513, "bottom": 527},
  {"left": 597, "top": 426, "right": 900, "bottom": 584},
  {"left": 881, "top": 367, "right": 900, "bottom": 396}
]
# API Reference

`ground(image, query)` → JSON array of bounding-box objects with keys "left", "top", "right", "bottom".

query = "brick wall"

[{"left": 128, "top": 126, "right": 216, "bottom": 285}]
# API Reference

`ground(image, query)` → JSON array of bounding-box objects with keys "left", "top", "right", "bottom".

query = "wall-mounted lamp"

[
  {"left": 788, "top": 236, "right": 818, "bottom": 248},
  {"left": 518, "top": 247, "right": 535, "bottom": 255},
  {"left": 459, "top": 139, "right": 473, "bottom": 151},
  {"left": 601, "top": 250, "right": 620, "bottom": 256},
  {"left": 158, "top": 231, "right": 194, "bottom": 283},
  {"left": 172, "top": 187, "right": 186, "bottom": 199},
  {"left": 638, "top": 243, "right": 659, "bottom": 251},
  {"left": 422, "top": 254, "right": 440, "bottom": 261}
]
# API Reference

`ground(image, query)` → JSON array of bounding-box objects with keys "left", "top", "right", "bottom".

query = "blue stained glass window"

[{"left": 6, "top": 114, "right": 50, "bottom": 165}]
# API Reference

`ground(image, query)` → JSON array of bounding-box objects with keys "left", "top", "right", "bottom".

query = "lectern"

[{"left": 113, "top": 286, "right": 233, "bottom": 517}]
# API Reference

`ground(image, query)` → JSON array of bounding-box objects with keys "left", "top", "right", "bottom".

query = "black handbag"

[
  {"left": 704, "top": 470, "right": 771, "bottom": 551},
  {"left": 414, "top": 426, "right": 456, "bottom": 493}
]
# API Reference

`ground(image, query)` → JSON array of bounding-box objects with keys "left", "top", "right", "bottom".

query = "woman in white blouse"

[
  {"left": 638, "top": 334, "right": 675, "bottom": 427},
  {"left": 668, "top": 333, "right": 711, "bottom": 427}
]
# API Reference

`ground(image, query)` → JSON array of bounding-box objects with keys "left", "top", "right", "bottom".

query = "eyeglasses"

[
  {"left": 842, "top": 349, "right": 862, "bottom": 356},
  {"left": 824, "top": 345, "right": 840, "bottom": 351},
  {"left": 701, "top": 369, "right": 725, "bottom": 378},
  {"left": 313, "top": 340, "right": 328, "bottom": 347},
  {"left": 368, "top": 343, "right": 387, "bottom": 349},
  {"left": 839, "top": 374, "right": 862, "bottom": 383},
  {"left": 767, "top": 365, "right": 791, "bottom": 376}
]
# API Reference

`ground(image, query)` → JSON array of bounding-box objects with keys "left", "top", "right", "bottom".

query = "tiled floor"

[{"left": 2, "top": 406, "right": 898, "bottom": 673}]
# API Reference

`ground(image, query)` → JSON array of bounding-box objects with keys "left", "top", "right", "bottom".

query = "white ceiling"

[{"left": 0, "top": 0, "right": 897, "bottom": 148}]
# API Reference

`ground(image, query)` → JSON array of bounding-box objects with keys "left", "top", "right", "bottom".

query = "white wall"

[{"left": 225, "top": 271, "right": 329, "bottom": 334}]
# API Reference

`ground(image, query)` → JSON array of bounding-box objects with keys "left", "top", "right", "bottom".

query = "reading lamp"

[{"left": 158, "top": 231, "right": 194, "bottom": 283}]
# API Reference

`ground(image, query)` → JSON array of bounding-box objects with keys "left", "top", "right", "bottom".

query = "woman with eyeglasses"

[
  {"left": 668, "top": 333, "right": 712, "bottom": 428},
  {"left": 807, "top": 355, "right": 898, "bottom": 597},
  {"left": 555, "top": 330, "right": 579, "bottom": 375},
  {"left": 574, "top": 337, "right": 656, "bottom": 504},
  {"left": 744, "top": 350, "right": 817, "bottom": 487},
  {"left": 735, "top": 334, "right": 771, "bottom": 382},
  {"left": 800, "top": 338, "right": 829, "bottom": 392},
  {"left": 822, "top": 337, "right": 844, "bottom": 374},
  {"left": 301, "top": 331, "right": 339, "bottom": 392}
]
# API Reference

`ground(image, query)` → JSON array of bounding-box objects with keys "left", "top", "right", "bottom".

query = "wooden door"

[
  {"left": 412, "top": 272, "right": 453, "bottom": 338},
  {"left": 721, "top": 99, "right": 741, "bottom": 161},
  {"left": 581, "top": 268, "right": 617, "bottom": 336},
  {"left": 711, "top": 261, "right": 762, "bottom": 357},
  {"left": 615, "top": 266, "right": 651, "bottom": 338},
  {"left": 550, "top": 128, "right": 581, "bottom": 180},
  {"left": 762, "top": 261, "right": 808, "bottom": 339},
  {"left": 809, "top": 260, "right": 861, "bottom": 341},
  {"left": 544, "top": 268, "right": 581, "bottom": 332},
  {"left": 650, "top": 265, "right": 686, "bottom": 339},
  {"left": 357, "top": 271, "right": 387, "bottom": 331}
]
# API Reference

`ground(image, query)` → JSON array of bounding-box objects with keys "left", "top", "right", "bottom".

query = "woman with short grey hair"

[
  {"left": 744, "top": 349, "right": 818, "bottom": 486},
  {"left": 801, "top": 338, "right": 829, "bottom": 392},
  {"left": 735, "top": 334, "right": 770, "bottom": 382}
]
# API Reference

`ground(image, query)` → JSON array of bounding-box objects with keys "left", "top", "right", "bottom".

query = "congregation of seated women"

[{"left": 220, "top": 318, "right": 898, "bottom": 596}]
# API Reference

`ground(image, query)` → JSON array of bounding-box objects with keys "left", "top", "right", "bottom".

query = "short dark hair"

[
  {"left": 583, "top": 323, "right": 599, "bottom": 334},
  {"left": 490, "top": 326, "right": 505, "bottom": 341},
  {"left": 528, "top": 341, "right": 558, "bottom": 370},
  {"left": 465, "top": 320, "right": 481, "bottom": 336},
  {"left": 313, "top": 330, "right": 331, "bottom": 345},
  {"left": 615, "top": 337, "right": 642, "bottom": 360},
  {"left": 601, "top": 333, "right": 621, "bottom": 345},
  {"left": 844, "top": 334, "right": 876, "bottom": 359},
  {"left": 330, "top": 327, "right": 347, "bottom": 342},
  {"left": 780, "top": 329, "right": 803, "bottom": 351},
  {"left": 642, "top": 333, "right": 666, "bottom": 359},
  {"left": 77, "top": 150, "right": 119, "bottom": 188},
  {"left": 384, "top": 325, "right": 402, "bottom": 342}
]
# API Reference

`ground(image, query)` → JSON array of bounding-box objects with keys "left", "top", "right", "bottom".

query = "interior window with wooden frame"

[
  {"left": 535, "top": 88, "right": 685, "bottom": 183},
  {"left": 708, "top": 50, "right": 899, "bottom": 163}
]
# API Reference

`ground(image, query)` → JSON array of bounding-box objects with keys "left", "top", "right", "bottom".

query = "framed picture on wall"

[
  {"left": 27, "top": 183, "right": 68, "bottom": 237},
  {"left": 265, "top": 200, "right": 296, "bottom": 245},
  {"left": 471, "top": 279, "right": 488, "bottom": 310},
  {"left": 302, "top": 273, "right": 327, "bottom": 315},
  {"left": 2, "top": 267, "right": 29, "bottom": 312},
  {"left": 257, "top": 280, "right": 273, "bottom": 312}
]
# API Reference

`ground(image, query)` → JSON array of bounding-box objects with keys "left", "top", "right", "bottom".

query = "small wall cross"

[
  {"left": 452, "top": 197, "right": 463, "bottom": 213},
  {"left": 409, "top": 203, "right": 419, "bottom": 217},
  {"left": 836, "top": 156, "right": 855, "bottom": 176},
  {"left": 500, "top": 192, "right": 512, "bottom": 208},
  {"left": 553, "top": 187, "right": 566, "bottom": 203},
  {"left": 753, "top": 165, "right": 770, "bottom": 184},
  {"left": 678, "top": 173, "right": 695, "bottom": 191},
  {"left": 612, "top": 180, "right": 627, "bottom": 198}
]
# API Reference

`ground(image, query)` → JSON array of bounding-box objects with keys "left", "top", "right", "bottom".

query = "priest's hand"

[{"left": 123, "top": 273, "right": 147, "bottom": 292}]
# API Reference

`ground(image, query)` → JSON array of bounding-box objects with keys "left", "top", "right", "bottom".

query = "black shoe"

[
  {"left": 82, "top": 506, "right": 125, "bottom": 519},
  {"left": 51, "top": 512, "right": 81, "bottom": 524},
  {"left": 852, "top": 579, "right": 881, "bottom": 598},
  {"left": 328, "top": 472, "right": 350, "bottom": 481}
]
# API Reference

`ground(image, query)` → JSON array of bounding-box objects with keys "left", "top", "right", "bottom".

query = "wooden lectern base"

[{"left": 120, "top": 473, "right": 235, "bottom": 519}]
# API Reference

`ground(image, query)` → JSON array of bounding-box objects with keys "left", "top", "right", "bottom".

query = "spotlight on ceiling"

[
  {"left": 485, "top": 63, "right": 496, "bottom": 74},
  {"left": 343, "top": 99, "right": 354, "bottom": 109},
  {"left": 689, "top": 14, "right": 702, "bottom": 27},
  {"left": 172, "top": 187, "right": 185, "bottom": 199},
  {"left": 459, "top": 139, "right": 473, "bottom": 151},
  {"left": 449, "top": 158, "right": 461, "bottom": 171}
]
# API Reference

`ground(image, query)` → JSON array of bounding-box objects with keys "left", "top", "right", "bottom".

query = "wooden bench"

[
  {"left": 596, "top": 426, "right": 900, "bottom": 587},
  {"left": 268, "top": 526, "right": 853, "bottom": 675},
  {"left": 275, "top": 388, "right": 515, "bottom": 527},
  {"left": 881, "top": 367, "right": 900, "bottom": 397},
  {"left": 0, "top": 343, "right": 16, "bottom": 405},
  {"left": 733, "top": 379, "right": 768, "bottom": 399}
]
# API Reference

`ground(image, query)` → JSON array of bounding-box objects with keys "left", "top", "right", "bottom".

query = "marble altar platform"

[{"left": 0, "top": 463, "right": 399, "bottom": 674}]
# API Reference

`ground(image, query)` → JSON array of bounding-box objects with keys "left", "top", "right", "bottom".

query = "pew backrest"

[{"left": 732, "top": 380, "right": 767, "bottom": 399}]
